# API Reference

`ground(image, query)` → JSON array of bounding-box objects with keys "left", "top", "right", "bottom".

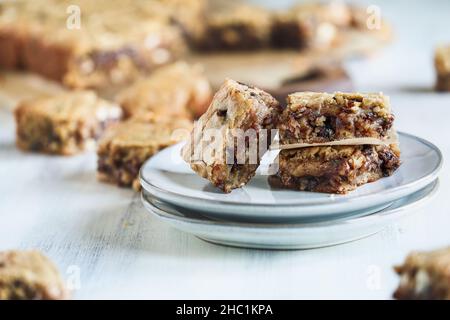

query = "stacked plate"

[{"left": 140, "top": 132, "right": 442, "bottom": 249}]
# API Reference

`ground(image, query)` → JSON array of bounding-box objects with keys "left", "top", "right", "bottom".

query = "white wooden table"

[{"left": 0, "top": 0, "right": 449, "bottom": 299}]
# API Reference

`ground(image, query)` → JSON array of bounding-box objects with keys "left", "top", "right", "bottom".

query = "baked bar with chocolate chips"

[
  {"left": 0, "top": 250, "right": 69, "bottom": 300},
  {"left": 0, "top": 0, "right": 185, "bottom": 89},
  {"left": 15, "top": 91, "right": 122, "bottom": 155},
  {"left": 97, "top": 117, "right": 192, "bottom": 191},
  {"left": 116, "top": 61, "right": 212, "bottom": 120},
  {"left": 196, "top": 5, "right": 272, "bottom": 51},
  {"left": 269, "top": 144, "right": 401, "bottom": 194},
  {"left": 271, "top": 2, "right": 351, "bottom": 50},
  {"left": 182, "top": 79, "right": 281, "bottom": 193},
  {"left": 435, "top": 45, "right": 450, "bottom": 92},
  {"left": 278, "top": 91, "right": 394, "bottom": 145},
  {"left": 394, "top": 247, "right": 450, "bottom": 300}
]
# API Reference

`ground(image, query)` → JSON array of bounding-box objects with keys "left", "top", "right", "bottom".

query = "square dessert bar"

[
  {"left": 116, "top": 62, "right": 212, "bottom": 120},
  {"left": 278, "top": 92, "right": 394, "bottom": 145},
  {"left": 196, "top": 5, "right": 272, "bottom": 51},
  {"left": 15, "top": 91, "right": 122, "bottom": 155},
  {"left": 394, "top": 247, "right": 450, "bottom": 300},
  {"left": 182, "top": 79, "right": 281, "bottom": 193},
  {"left": 435, "top": 45, "right": 450, "bottom": 91},
  {"left": 269, "top": 144, "right": 401, "bottom": 194},
  {"left": 0, "top": 0, "right": 186, "bottom": 89},
  {"left": 97, "top": 117, "right": 192, "bottom": 191},
  {"left": 271, "top": 2, "right": 352, "bottom": 49},
  {"left": 0, "top": 250, "right": 68, "bottom": 300}
]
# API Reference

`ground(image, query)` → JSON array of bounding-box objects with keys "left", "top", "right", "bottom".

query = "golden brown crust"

[
  {"left": 394, "top": 247, "right": 450, "bottom": 300},
  {"left": 14, "top": 91, "right": 122, "bottom": 155},
  {"left": 270, "top": 144, "right": 401, "bottom": 194},
  {"left": 97, "top": 117, "right": 192, "bottom": 191},
  {"left": 0, "top": 250, "right": 69, "bottom": 300}
]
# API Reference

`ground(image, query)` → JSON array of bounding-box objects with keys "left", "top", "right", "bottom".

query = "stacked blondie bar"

[{"left": 183, "top": 81, "right": 401, "bottom": 194}]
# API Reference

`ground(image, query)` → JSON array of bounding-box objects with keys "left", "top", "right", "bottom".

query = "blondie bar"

[
  {"left": 278, "top": 92, "right": 394, "bottom": 145},
  {"left": 15, "top": 91, "right": 122, "bottom": 155},
  {"left": 435, "top": 45, "right": 450, "bottom": 92},
  {"left": 196, "top": 5, "right": 272, "bottom": 51},
  {"left": 97, "top": 117, "right": 192, "bottom": 191},
  {"left": 271, "top": 2, "right": 351, "bottom": 50},
  {"left": 182, "top": 79, "right": 281, "bottom": 193},
  {"left": 269, "top": 144, "right": 401, "bottom": 194},
  {"left": 0, "top": 0, "right": 185, "bottom": 89},
  {"left": 116, "top": 62, "right": 212, "bottom": 120},
  {"left": 394, "top": 247, "right": 450, "bottom": 300},
  {"left": 0, "top": 250, "right": 68, "bottom": 300}
]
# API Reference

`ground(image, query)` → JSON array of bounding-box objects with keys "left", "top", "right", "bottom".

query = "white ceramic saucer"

[
  {"left": 140, "top": 132, "right": 442, "bottom": 222},
  {"left": 141, "top": 180, "right": 439, "bottom": 250}
]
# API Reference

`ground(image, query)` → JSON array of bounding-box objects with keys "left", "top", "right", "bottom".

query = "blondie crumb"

[
  {"left": 394, "top": 247, "right": 450, "bottom": 300},
  {"left": 269, "top": 144, "right": 401, "bottom": 194},
  {"left": 182, "top": 79, "right": 281, "bottom": 193},
  {"left": 97, "top": 117, "right": 192, "bottom": 191},
  {"left": 15, "top": 91, "right": 122, "bottom": 155},
  {"left": 0, "top": 250, "right": 69, "bottom": 300}
]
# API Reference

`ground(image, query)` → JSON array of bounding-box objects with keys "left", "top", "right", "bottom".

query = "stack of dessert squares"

[{"left": 183, "top": 79, "right": 401, "bottom": 194}]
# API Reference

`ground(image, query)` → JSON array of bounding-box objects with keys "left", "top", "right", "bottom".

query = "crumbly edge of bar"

[
  {"left": 279, "top": 92, "right": 394, "bottom": 144},
  {"left": 269, "top": 144, "right": 401, "bottom": 194}
]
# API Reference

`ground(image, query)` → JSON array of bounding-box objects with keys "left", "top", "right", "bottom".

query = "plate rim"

[
  {"left": 141, "top": 179, "right": 439, "bottom": 229},
  {"left": 140, "top": 131, "right": 443, "bottom": 208}
]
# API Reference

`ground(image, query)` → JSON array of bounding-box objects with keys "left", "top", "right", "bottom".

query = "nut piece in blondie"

[
  {"left": 279, "top": 92, "right": 394, "bottom": 145},
  {"left": 435, "top": 45, "right": 450, "bottom": 92},
  {"left": 182, "top": 79, "right": 281, "bottom": 193},
  {"left": 271, "top": 2, "right": 351, "bottom": 50},
  {"left": 0, "top": 250, "right": 68, "bottom": 300},
  {"left": 394, "top": 247, "right": 450, "bottom": 300},
  {"left": 97, "top": 117, "right": 192, "bottom": 191},
  {"left": 269, "top": 144, "right": 401, "bottom": 194},
  {"left": 116, "top": 61, "right": 212, "bottom": 120},
  {"left": 15, "top": 91, "right": 122, "bottom": 155},
  {"left": 198, "top": 4, "right": 272, "bottom": 51}
]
